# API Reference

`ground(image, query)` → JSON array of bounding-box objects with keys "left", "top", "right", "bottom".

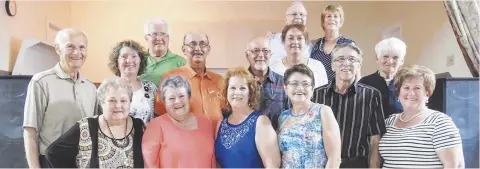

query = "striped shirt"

[
  {"left": 312, "top": 81, "right": 386, "bottom": 159},
  {"left": 379, "top": 111, "right": 462, "bottom": 168},
  {"left": 310, "top": 36, "right": 355, "bottom": 82}
]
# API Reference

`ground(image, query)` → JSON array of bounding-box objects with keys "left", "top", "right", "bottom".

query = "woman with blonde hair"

[{"left": 215, "top": 67, "right": 280, "bottom": 168}]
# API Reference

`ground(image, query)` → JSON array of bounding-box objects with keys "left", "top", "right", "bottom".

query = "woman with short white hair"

[
  {"left": 46, "top": 77, "right": 145, "bottom": 168},
  {"left": 359, "top": 37, "right": 407, "bottom": 118}
]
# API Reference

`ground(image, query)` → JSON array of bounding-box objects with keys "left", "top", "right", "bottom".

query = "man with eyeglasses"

[
  {"left": 140, "top": 19, "right": 186, "bottom": 86},
  {"left": 266, "top": 1, "right": 313, "bottom": 66},
  {"left": 312, "top": 43, "right": 385, "bottom": 168},
  {"left": 156, "top": 31, "right": 224, "bottom": 128},
  {"left": 245, "top": 37, "right": 289, "bottom": 130}
]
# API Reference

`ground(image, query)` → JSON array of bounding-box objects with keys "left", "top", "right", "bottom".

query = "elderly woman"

[
  {"left": 108, "top": 40, "right": 157, "bottom": 124},
  {"left": 270, "top": 24, "right": 328, "bottom": 88},
  {"left": 379, "top": 65, "right": 464, "bottom": 168},
  {"left": 310, "top": 4, "right": 356, "bottom": 82},
  {"left": 278, "top": 64, "right": 341, "bottom": 168},
  {"left": 215, "top": 67, "right": 280, "bottom": 168},
  {"left": 142, "top": 75, "right": 215, "bottom": 168},
  {"left": 359, "top": 37, "right": 406, "bottom": 118},
  {"left": 45, "top": 77, "right": 145, "bottom": 168}
]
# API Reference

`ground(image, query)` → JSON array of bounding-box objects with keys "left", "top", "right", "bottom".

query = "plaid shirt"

[{"left": 249, "top": 67, "right": 289, "bottom": 130}]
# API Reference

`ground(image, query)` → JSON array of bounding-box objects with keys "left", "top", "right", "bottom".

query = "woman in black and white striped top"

[{"left": 378, "top": 65, "right": 464, "bottom": 168}]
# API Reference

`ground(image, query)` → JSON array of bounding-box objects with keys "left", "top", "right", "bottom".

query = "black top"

[
  {"left": 358, "top": 71, "right": 403, "bottom": 118},
  {"left": 45, "top": 116, "right": 145, "bottom": 168},
  {"left": 312, "top": 80, "right": 386, "bottom": 159}
]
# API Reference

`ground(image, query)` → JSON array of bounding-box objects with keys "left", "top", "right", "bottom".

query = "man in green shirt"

[{"left": 140, "top": 19, "right": 186, "bottom": 86}]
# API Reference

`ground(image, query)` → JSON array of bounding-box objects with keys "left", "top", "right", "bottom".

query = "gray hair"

[
  {"left": 375, "top": 37, "right": 407, "bottom": 60},
  {"left": 286, "top": 1, "right": 307, "bottom": 16},
  {"left": 144, "top": 18, "right": 170, "bottom": 35},
  {"left": 331, "top": 43, "right": 363, "bottom": 63},
  {"left": 97, "top": 77, "right": 133, "bottom": 106},
  {"left": 160, "top": 75, "right": 191, "bottom": 101},
  {"left": 55, "top": 28, "right": 88, "bottom": 47}
]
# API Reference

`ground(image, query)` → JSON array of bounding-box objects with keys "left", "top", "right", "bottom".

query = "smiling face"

[
  {"left": 56, "top": 33, "right": 88, "bottom": 72},
  {"left": 145, "top": 23, "right": 169, "bottom": 55},
  {"left": 285, "top": 3, "right": 307, "bottom": 25},
  {"left": 117, "top": 47, "right": 141, "bottom": 76},
  {"left": 246, "top": 38, "right": 270, "bottom": 72},
  {"left": 398, "top": 77, "right": 430, "bottom": 111},
  {"left": 227, "top": 76, "right": 250, "bottom": 109},
  {"left": 102, "top": 88, "right": 131, "bottom": 121},
  {"left": 322, "top": 11, "right": 343, "bottom": 31},
  {"left": 285, "top": 72, "right": 314, "bottom": 104},
  {"left": 283, "top": 27, "right": 306, "bottom": 56},
  {"left": 164, "top": 87, "right": 190, "bottom": 119},
  {"left": 182, "top": 32, "right": 210, "bottom": 67},
  {"left": 332, "top": 47, "right": 362, "bottom": 82},
  {"left": 377, "top": 54, "right": 404, "bottom": 76}
]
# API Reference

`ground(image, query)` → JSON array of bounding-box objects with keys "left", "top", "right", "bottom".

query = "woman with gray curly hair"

[
  {"left": 108, "top": 40, "right": 157, "bottom": 124},
  {"left": 45, "top": 77, "right": 145, "bottom": 168},
  {"left": 142, "top": 75, "right": 215, "bottom": 168}
]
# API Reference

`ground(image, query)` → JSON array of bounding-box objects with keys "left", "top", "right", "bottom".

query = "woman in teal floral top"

[{"left": 278, "top": 64, "right": 341, "bottom": 168}]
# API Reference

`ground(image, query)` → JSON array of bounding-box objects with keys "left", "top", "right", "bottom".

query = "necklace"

[
  {"left": 103, "top": 116, "right": 128, "bottom": 147},
  {"left": 399, "top": 110, "right": 425, "bottom": 123}
]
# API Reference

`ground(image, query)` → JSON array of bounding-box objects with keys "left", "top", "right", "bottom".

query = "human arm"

[
  {"left": 368, "top": 91, "right": 386, "bottom": 168},
  {"left": 434, "top": 114, "right": 464, "bottom": 168},
  {"left": 23, "top": 80, "right": 47, "bottom": 168},
  {"left": 45, "top": 123, "right": 81, "bottom": 168},
  {"left": 255, "top": 115, "right": 281, "bottom": 168},
  {"left": 321, "top": 106, "right": 341, "bottom": 169},
  {"left": 142, "top": 119, "right": 164, "bottom": 168}
]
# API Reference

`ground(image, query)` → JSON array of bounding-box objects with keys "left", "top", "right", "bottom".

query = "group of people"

[{"left": 22, "top": 2, "right": 465, "bottom": 169}]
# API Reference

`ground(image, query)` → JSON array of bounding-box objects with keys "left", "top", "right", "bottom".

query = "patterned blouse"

[
  {"left": 278, "top": 103, "right": 327, "bottom": 168},
  {"left": 130, "top": 79, "right": 157, "bottom": 124}
]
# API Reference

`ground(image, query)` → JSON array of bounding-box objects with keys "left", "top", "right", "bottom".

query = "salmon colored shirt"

[
  {"left": 155, "top": 66, "right": 224, "bottom": 127},
  {"left": 142, "top": 113, "right": 215, "bottom": 168}
]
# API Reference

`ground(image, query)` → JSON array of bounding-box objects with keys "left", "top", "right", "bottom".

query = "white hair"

[
  {"left": 143, "top": 18, "right": 170, "bottom": 35},
  {"left": 375, "top": 37, "right": 407, "bottom": 60},
  {"left": 286, "top": 1, "right": 307, "bottom": 15},
  {"left": 55, "top": 28, "right": 88, "bottom": 47}
]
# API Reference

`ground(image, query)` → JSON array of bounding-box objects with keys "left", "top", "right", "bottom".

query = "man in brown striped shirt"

[{"left": 312, "top": 43, "right": 386, "bottom": 168}]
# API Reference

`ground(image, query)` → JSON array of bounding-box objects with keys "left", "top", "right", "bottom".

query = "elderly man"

[
  {"left": 359, "top": 37, "right": 406, "bottom": 118},
  {"left": 267, "top": 1, "right": 312, "bottom": 65},
  {"left": 312, "top": 43, "right": 385, "bottom": 168},
  {"left": 246, "top": 37, "right": 289, "bottom": 130},
  {"left": 140, "top": 19, "right": 186, "bottom": 86},
  {"left": 156, "top": 31, "right": 223, "bottom": 127},
  {"left": 23, "top": 28, "right": 98, "bottom": 168}
]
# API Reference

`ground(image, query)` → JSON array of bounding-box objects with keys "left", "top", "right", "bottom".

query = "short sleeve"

[
  {"left": 45, "top": 123, "right": 81, "bottom": 168},
  {"left": 23, "top": 80, "right": 47, "bottom": 130},
  {"left": 433, "top": 114, "right": 462, "bottom": 150},
  {"left": 367, "top": 90, "right": 387, "bottom": 136}
]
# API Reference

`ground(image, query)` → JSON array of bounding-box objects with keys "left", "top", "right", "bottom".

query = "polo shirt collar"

[
  {"left": 248, "top": 67, "right": 275, "bottom": 83},
  {"left": 185, "top": 65, "right": 213, "bottom": 80},
  {"left": 147, "top": 50, "right": 173, "bottom": 63},
  {"left": 53, "top": 63, "right": 86, "bottom": 82}
]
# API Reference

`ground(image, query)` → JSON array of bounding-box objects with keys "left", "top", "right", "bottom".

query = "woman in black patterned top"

[
  {"left": 45, "top": 77, "right": 145, "bottom": 168},
  {"left": 108, "top": 40, "right": 157, "bottom": 124}
]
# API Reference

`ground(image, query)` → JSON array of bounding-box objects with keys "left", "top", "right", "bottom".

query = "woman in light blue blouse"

[{"left": 278, "top": 64, "right": 341, "bottom": 168}]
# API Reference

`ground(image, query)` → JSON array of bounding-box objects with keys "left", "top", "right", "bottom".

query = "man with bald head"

[
  {"left": 246, "top": 37, "right": 288, "bottom": 130},
  {"left": 156, "top": 31, "right": 224, "bottom": 127},
  {"left": 140, "top": 19, "right": 186, "bottom": 86},
  {"left": 23, "top": 28, "right": 98, "bottom": 168},
  {"left": 267, "top": 1, "right": 313, "bottom": 65}
]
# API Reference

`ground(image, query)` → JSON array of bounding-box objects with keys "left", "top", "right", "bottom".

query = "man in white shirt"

[{"left": 267, "top": 1, "right": 313, "bottom": 66}]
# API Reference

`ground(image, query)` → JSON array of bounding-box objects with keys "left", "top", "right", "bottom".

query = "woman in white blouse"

[
  {"left": 108, "top": 40, "right": 157, "bottom": 124},
  {"left": 379, "top": 65, "right": 464, "bottom": 168},
  {"left": 270, "top": 24, "right": 328, "bottom": 88}
]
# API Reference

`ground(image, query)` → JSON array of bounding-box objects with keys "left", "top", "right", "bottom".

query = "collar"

[
  {"left": 248, "top": 67, "right": 275, "bottom": 83},
  {"left": 327, "top": 78, "right": 358, "bottom": 95},
  {"left": 185, "top": 65, "right": 213, "bottom": 80},
  {"left": 53, "top": 63, "right": 86, "bottom": 82},
  {"left": 376, "top": 70, "right": 395, "bottom": 85},
  {"left": 318, "top": 35, "right": 346, "bottom": 48},
  {"left": 147, "top": 50, "right": 172, "bottom": 62}
]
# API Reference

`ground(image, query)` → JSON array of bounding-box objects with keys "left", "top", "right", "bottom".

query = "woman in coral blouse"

[{"left": 142, "top": 75, "right": 215, "bottom": 168}]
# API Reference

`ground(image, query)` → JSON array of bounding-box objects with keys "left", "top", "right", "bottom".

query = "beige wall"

[
  {"left": 0, "top": 0, "right": 71, "bottom": 72},
  {"left": 1, "top": 0, "right": 471, "bottom": 80}
]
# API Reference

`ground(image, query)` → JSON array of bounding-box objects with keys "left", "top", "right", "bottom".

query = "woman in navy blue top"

[
  {"left": 310, "top": 4, "right": 356, "bottom": 82},
  {"left": 215, "top": 67, "right": 280, "bottom": 168}
]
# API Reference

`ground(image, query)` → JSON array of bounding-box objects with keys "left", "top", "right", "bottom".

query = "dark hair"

[
  {"left": 108, "top": 40, "right": 147, "bottom": 76},
  {"left": 283, "top": 64, "right": 315, "bottom": 87},
  {"left": 221, "top": 67, "right": 260, "bottom": 112},
  {"left": 281, "top": 23, "right": 309, "bottom": 43}
]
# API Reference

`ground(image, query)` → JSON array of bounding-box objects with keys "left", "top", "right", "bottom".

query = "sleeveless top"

[
  {"left": 214, "top": 111, "right": 264, "bottom": 168},
  {"left": 278, "top": 103, "right": 327, "bottom": 168}
]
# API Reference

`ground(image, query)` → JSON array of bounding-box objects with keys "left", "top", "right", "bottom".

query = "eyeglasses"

[
  {"left": 248, "top": 49, "right": 271, "bottom": 55},
  {"left": 147, "top": 32, "right": 169, "bottom": 38},
  {"left": 333, "top": 56, "right": 361, "bottom": 63},
  {"left": 106, "top": 99, "right": 130, "bottom": 106},
  {"left": 287, "top": 13, "right": 307, "bottom": 17},
  {"left": 287, "top": 81, "right": 312, "bottom": 88},
  {"left": 184, "top": 41, "right": 209, "bottom": 48}
]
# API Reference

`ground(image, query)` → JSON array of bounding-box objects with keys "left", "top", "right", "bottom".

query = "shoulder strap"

[{"left": 87, "top": 117, "right": 100, "bottom": 168}]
